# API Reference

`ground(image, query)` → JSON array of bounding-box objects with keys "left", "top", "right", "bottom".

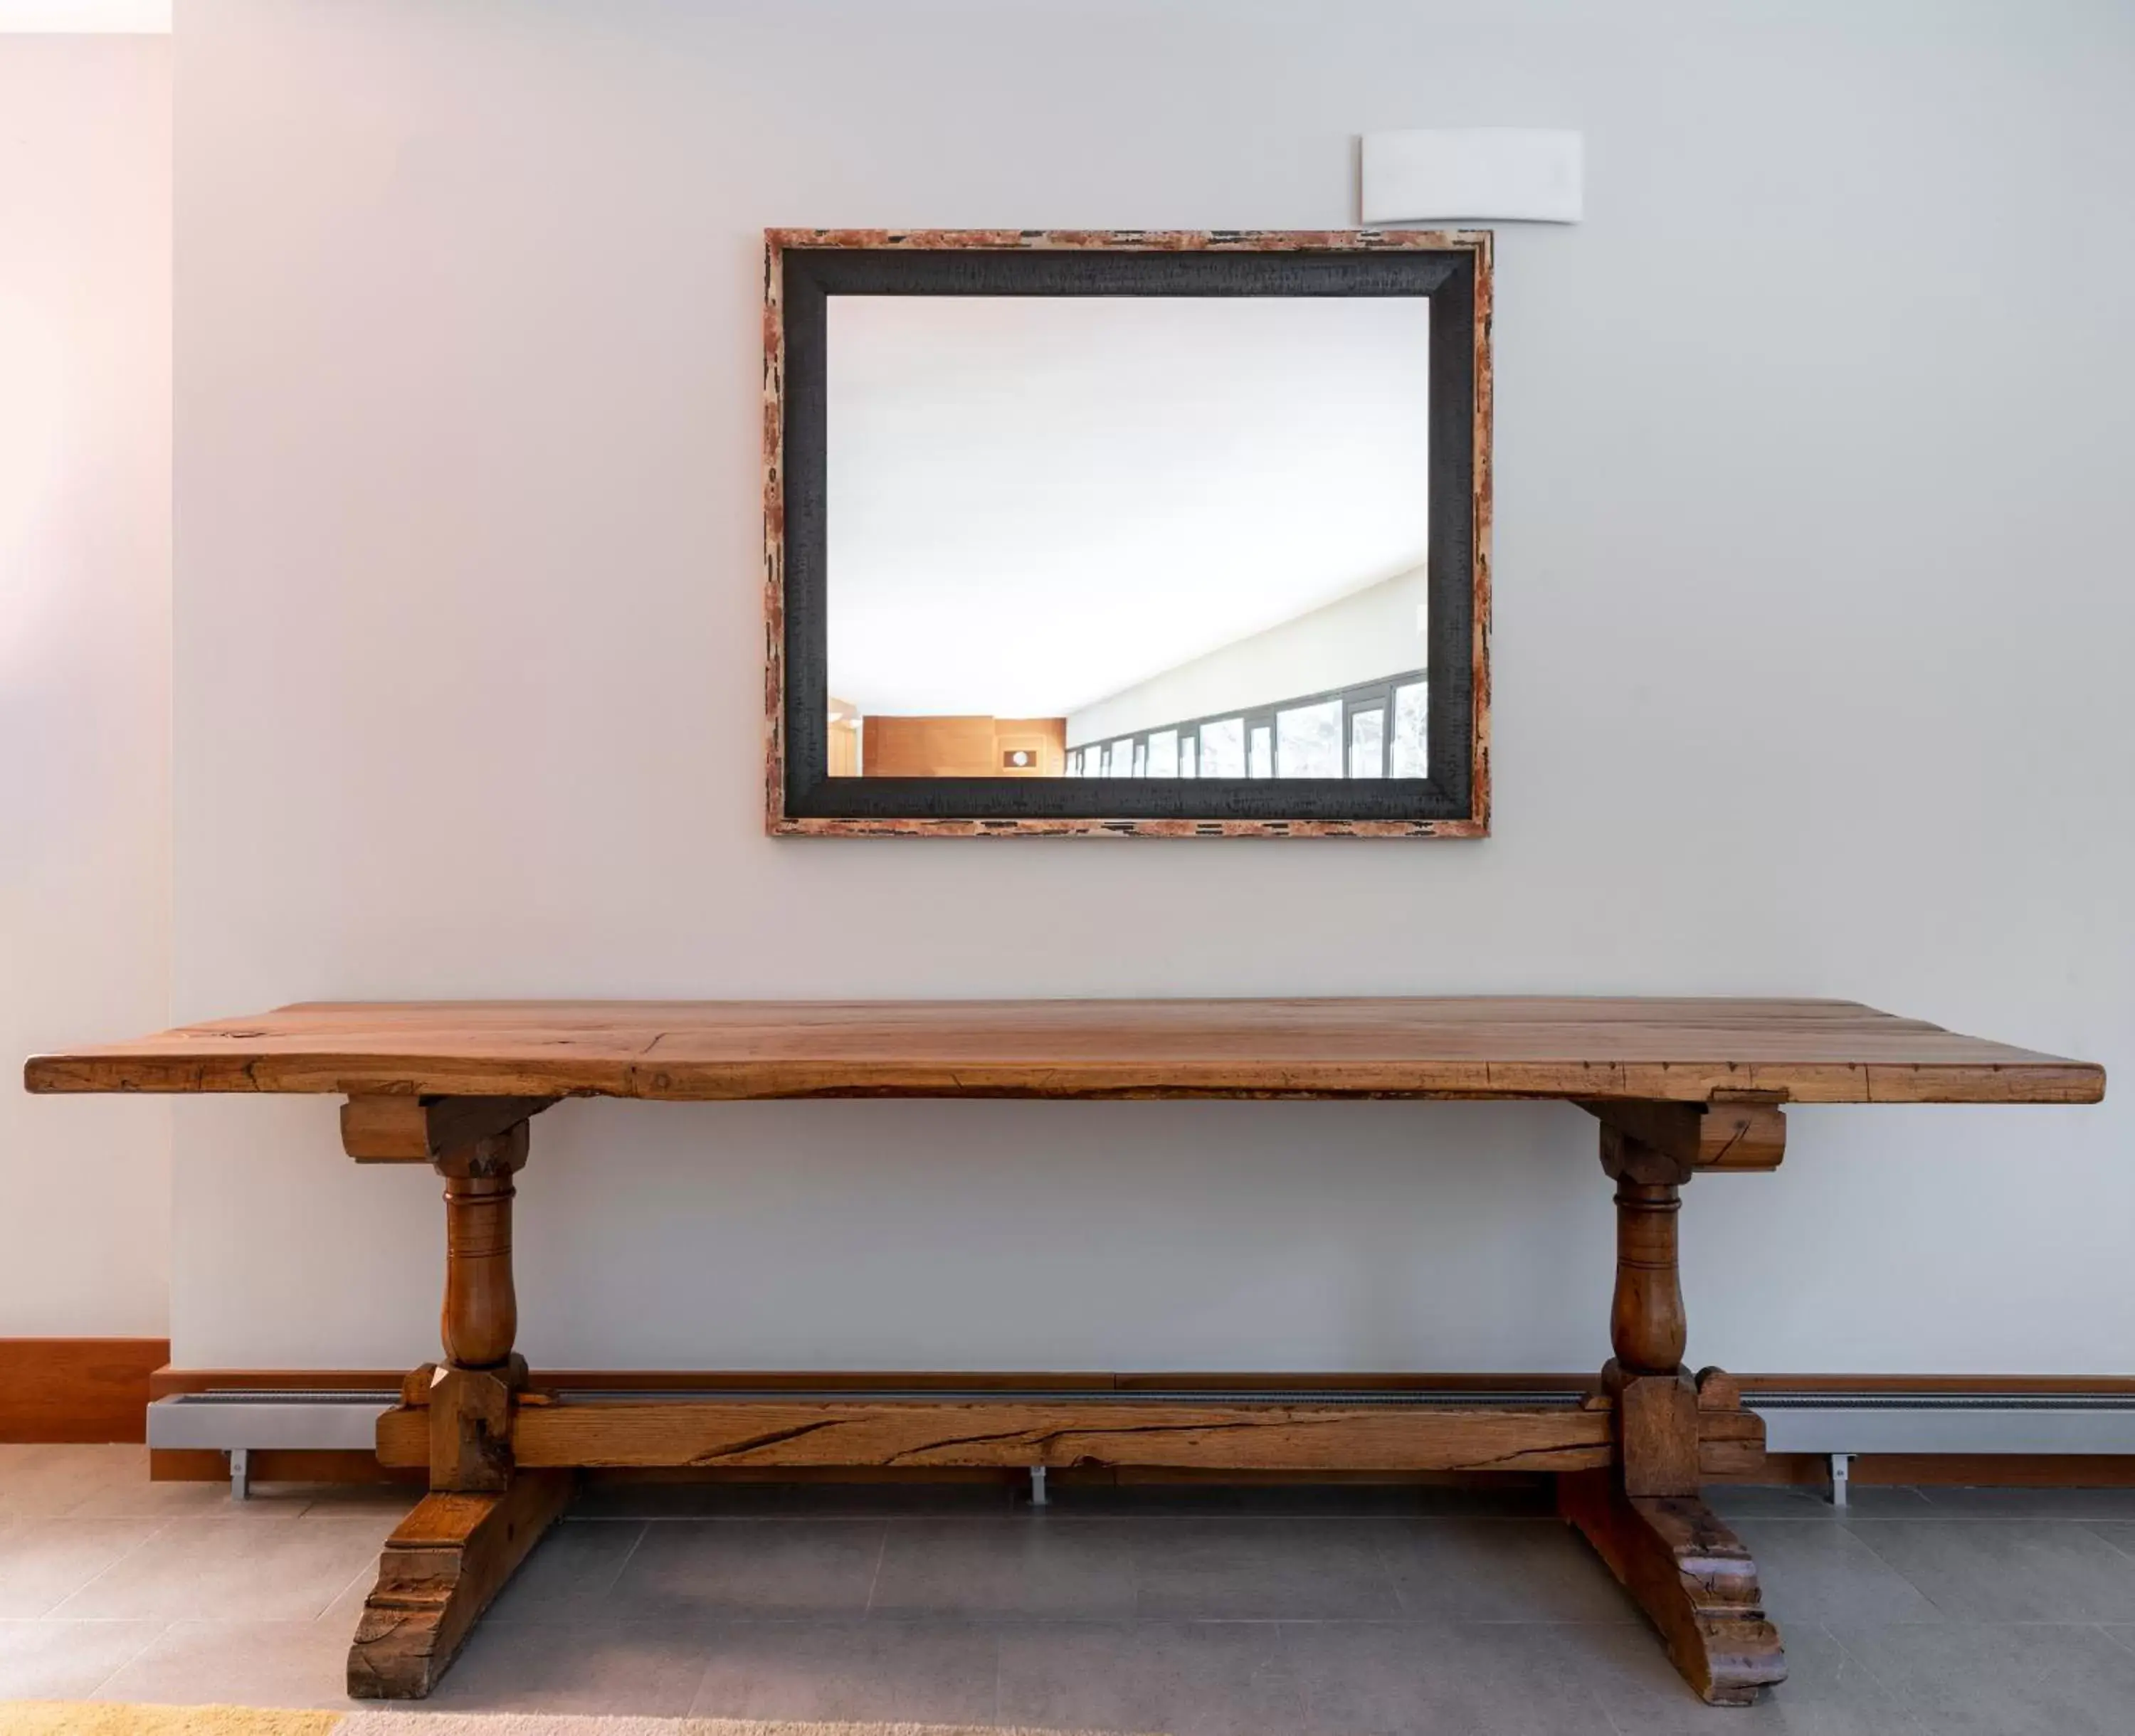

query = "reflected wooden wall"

[{"left": 860, "top": 715, "right": 1065, "bottom": 777}]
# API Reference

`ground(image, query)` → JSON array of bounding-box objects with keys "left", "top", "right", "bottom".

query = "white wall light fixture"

[
  {"left": 1361, "top": 129, "right": 1583, "bottom": 226},
  {"left": 0, "top": 0, "right": 169, "bottom": 27}
]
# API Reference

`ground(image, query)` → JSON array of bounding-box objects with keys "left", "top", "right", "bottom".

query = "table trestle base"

[{"left": 329, "top": 1089, "right": 1793, "bottom": 1705}]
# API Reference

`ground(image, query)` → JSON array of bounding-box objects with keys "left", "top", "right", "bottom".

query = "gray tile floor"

[{"left": 9, "top": 1446, "right": 2135, "bottom": 1732}]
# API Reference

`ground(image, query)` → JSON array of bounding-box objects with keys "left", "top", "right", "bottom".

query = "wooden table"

[{"left": 25, "top": 997, "right": 2105, "bottom": 1705}]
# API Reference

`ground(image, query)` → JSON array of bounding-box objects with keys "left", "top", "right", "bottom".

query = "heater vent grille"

[{"left": 1755, "top": 1391, "right": 2135, "bottom": 1413}]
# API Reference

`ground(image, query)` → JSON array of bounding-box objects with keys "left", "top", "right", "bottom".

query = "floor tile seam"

[
  {"left": 1586, "top": 1671, "right": 1643, "bottom": 1736},
  {"left": 270, "top": 1509, "right": 441, "bottom": 1531},
  {"left": 1837, "top": 1520, "right": 1989, "bottom": 1624},
  {"left": 111, "top": 1614, "right": 359, "bottom": 1632},
  {"left": 1845, "top": 1520, "right": 1990, "bottom": 1614},
  {"left": 984, "top": 1607, "right": 1631, "bottom": 1629},
  {"left": 1843, "top": 1514, "right": 2135, "bottom": 1619},
  {"left": 1855, "top": 1617, "right": 2135, "bottom": 1627},
  {"left": 671, "top": 1625, "right": 1011, "bottom": 1725},
  {"left": 37, "top": 1518, "right": 172, "bottom": 1621},
  {"left": 596, "top": 1514, "right": 932, "bottom": 1524},
  {"left": 1243, "top": 1620, "right": 1313, "bottom": 1730},
  {"left": 43, "top": 1492, "right": 100, "bottom": 1522},
  {"left": 70, "top": 1614, "right": 172, "bottom": 1700},
  {"left": 679, "top": 1637, "right": 729, "bottom": 1722},
  {"left": 871, "top": 1512, "right": 1139, "bottom": 1523},
  {"left": 0, "top": 1520, "right": 165, "bottom": 1622},
  {"left": 1747, "top": 1513, "right": 2109, "bottom": 1527},
  {"left": 2081, "top": 1520, "right": 2135, "bottom": 1564},
  {"left": 1773, "top": 1619, "right": 1888, "bottom": 1727},
  {"left": 1827, "top": 1615, "right": 2135, "bottom": 1651},
  {"left": 860, "top": 1516, "right": 890, "bottom": 1616},
  {"left": 1260, "top": 1614, "right": 1635, "bottom": 1736},
  {"left": 33, "top": 1511, "right": 182, "bottom": 1557},
  {"left": 462, "top": 1611, "right": 1656, "bottom": 1629},
  {"left": 1718, "top": 1510, "right": 1877, "bottom": 1523},
  {"left": 1814, "top": 1612, "right": 2112, "bottom": 1734},
  {"left": 1846, "top": 1513, "right": 2135, "bottom": 1525},
  {"left": 986, "top": 1614, "right": 1003, "bottom": 1730},
  {"left": 314, "top": 1557, "right": 384, "bottom": 1624},
  {"left": 1375, "top": 1511, "right": 1409, "bottom": 1622},
  {"left": 596, "top": 1517, "right": 654, "bottom": 1602},
  {"left": 1268, "top": 1620, "right": 1317, "bottom": 1734},
  {"left": 586, "top": 1511, "right": 1493, "bottom": 1523},
  {"left": 617, "top": 1513, "right": 1132, "bottom": 1523},
  {"left": 1366, "top": 1519, "right": 1423, "bottom": 1621}
]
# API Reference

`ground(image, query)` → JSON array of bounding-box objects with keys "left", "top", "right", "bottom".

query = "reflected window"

[
  {"left": 1200, "top": 719, "right": 1245, "bottom": 778},
  {"left": 1349, "top": 707, "right": 1385, "bottom": 778},
  {"left": 1276, "top": 699, "right": 1341, "bottom": 778},
  {"left": 1391, "top": 681, "right": 1428, "bottom": 777},
  {"left": 1070, "top": 673, "right": 1420, "bottom": 785}
]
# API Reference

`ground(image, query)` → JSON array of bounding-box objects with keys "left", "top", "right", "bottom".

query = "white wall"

[
  {"left": 174, "top": 0, "right": 2134, "bottom": 1375},
  {"left": 1, "top": 34, "right": 172, "bottom": 1336},
  {"left": 1068, "top": 566, "right": 1427, "bottom": 748}
]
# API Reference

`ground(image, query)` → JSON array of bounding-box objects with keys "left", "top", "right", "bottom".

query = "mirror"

[
  {"left": 827, "top": 295, "right": 1430, "bottom": 782},
  {"left": 768, "top": 230, "right": 1490, "bottom": 837}
]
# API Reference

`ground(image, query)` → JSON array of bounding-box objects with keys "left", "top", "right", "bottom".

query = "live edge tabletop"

[
  {"left": 23, "top": 999, "right": 2105, "bottom": 1708},
  {"left": 21, "top": 995, "right": 2105, "bottom": 1103}
]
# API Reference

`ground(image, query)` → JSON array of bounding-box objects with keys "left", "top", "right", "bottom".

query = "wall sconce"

[{"left": 1361, "top": 128, "right": 1583, "bottom": 225}]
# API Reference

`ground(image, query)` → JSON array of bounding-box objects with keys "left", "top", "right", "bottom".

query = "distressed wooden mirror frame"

[{"left": 764, "top": 228, "right": 1492, "bottom": 838}]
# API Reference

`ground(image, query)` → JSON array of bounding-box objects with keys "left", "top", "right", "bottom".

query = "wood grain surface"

[
  {"left": 23, "top": 996, "right": 2104, "bottom": 1104},
  {"left": 346, "top": 1471, "right": 569, "bottom": 1699},
  {"left": 1559, "top": 1468, "right": 1787, "bottom": 1705},
  {"left": 0, "top": 1338, "right": 167, "bottom": 1443},
  {"left": 371, "top": 1393, "right": 1764, "bottom": 1477}
]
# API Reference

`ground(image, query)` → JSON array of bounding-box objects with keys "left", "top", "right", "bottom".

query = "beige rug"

[
  {"left": 0, "top": 1712, "right": 333, "bottom": 1736},
  {"left": 0, "top": 1708, "right": 1139, "bottom": 1736}
]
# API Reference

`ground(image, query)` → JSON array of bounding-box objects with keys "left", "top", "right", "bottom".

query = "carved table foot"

[
  {"left": 1559, "top": 1468, "right": 1786, "bottom": 1706},
  {"left": 347, "top": 1470, "right": 571, "bottom": 1698}
]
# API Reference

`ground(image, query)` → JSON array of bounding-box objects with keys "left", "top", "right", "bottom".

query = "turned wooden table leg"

[
  {"left": 347, "top": 1110, "right": 568, "bottom": 1700},
  {"left": 1561, "top": 1120, "right": 1787, "bottom": 1707},
  {"left": 431, "top": 1126, "right": 527, "bottom": 1493}
]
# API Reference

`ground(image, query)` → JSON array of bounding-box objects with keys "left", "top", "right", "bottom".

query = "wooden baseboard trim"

[
  {"left": 1753, "top": 1451, "right": 2135, "bottom": 1488},
  {"left": 0, "top": 1338, "right": 169, "bottom": 1443},
  {"left": 136, "top": 1365, "right": 2135, "bottom": 1487}
]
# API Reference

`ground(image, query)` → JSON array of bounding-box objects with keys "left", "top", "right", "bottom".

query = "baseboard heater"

[
  {"left": 149, "top": 1388, "right": 396, "bottom": 1497},
  {"left": 1753, "top": 1390, "right": 2135, "bottom": 1504},
  {"left": 149, "top": 1385, "right": 2135, "bottom": 1503}
]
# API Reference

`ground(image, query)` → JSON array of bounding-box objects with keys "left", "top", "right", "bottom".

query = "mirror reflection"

[{"left": 825, "top": 295, "right": 1430, "bottom": 779}]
